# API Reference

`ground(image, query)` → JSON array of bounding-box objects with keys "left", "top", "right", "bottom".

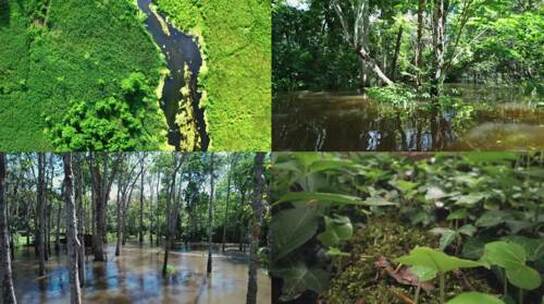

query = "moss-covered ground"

[
  {"left": 155, "top": 0, "right": 271, "bottom": 151},
  {"left": 0, "top": 0, "right": 165, "bottom": 151}
]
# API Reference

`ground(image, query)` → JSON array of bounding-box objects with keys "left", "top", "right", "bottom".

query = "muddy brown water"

[
  {"left": 11, "top": 244, "right": 271, "bottom": 304},
  {"left": 272, "top": 85, "right": 544, "bottom": 151}
]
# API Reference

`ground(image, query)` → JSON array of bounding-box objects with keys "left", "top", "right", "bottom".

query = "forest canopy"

[{"left": 272, "top": 0, "right": 544, "bottom": 95}]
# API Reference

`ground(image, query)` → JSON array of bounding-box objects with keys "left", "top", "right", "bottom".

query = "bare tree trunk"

[
  {"left": 74, "top": 156, "right": 85, "bottom": 287},
  {"left": 55, "top": 203, "right": 61, "bottom": 253},
  {"left": 63, "top": 153, "right": 82, "bottom": 304},
  {"left": 431, "top": 0, "right": 446, "bottom": 96},
  {"left": 139, "top": 157, "right": 145, "bottom": 244},
  {"left": 415, "top": 0, "right": 426, "bottom": 88},
  {"left": 239, "top": 190, "right": 247, "bottom": 252},
  {"left": 246, "top": 153, "right": 266, "bottom": 304},
  {"left": 37, "top": 153, "right": 46, "bottom": 276},
  {"left": 391, "top": 26, "right": 404, "bottom": 81},
  {"left": 207, "top": 154, "right": 215, "bottom": 275},
  {"left": 221, "top": 156, "right": 234, "bottom": 252},
  {"left": 358, "top": 48, "right": 394, "bottom": 86},
  {"left": 1, "top": 153, "right": 17, "bottom": 303},
  {"left": 163, "top": 154, "right": 184, "bottom": 275},
  {"left": 155, "top": 171, "right": 161, "bottom": 247}
]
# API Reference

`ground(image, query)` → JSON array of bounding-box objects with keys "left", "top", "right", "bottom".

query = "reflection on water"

[
  {"left": 11, "top": 244, "right": 270, "bottom": 304},
  {"left": 272, "top": 87, "right": 544, "bottom": 151}
]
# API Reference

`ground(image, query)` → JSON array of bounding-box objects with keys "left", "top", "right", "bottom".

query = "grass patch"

[
  {"left": 0, "top": 0, "right": 166, "bottom": 151},
  {"left": 155, "top": 0, "right": 271, "bottom": 151}
]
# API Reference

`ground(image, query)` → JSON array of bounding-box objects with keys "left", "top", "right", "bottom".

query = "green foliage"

[
  {"left": 46, "top": 73, "right": 162, "bottom": 151},
  {"left": 367, "top": 85, "right": 417, "bottom": 109},
  {"left": 447, "top": 292, "right": 505, "bottom": 304},
  {"left": 0, "top": 0, "right": 165, "bottom": 151}
]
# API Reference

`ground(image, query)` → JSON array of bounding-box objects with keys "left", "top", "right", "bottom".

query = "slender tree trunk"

[
  {"left": 155, "top": 171, "right": 161, "bottom": 247},
  {"left": 239, "top": 190, "right": 247, "bottom": 252},
  {"left": 246, "top": 153, "right": 266, "bottom": 304},
  {"left": 139, "top": 158, "right": 145, "bottom": 244},
  {"left": 115, "top": 183, "right": 123, "bottom": 257},
  {"left": 207, "top": 154, "right": 215, "bottom": 275},
  {"left": 415, "top": 0, "right": 426, "bottom": 88},
  {"left": 37, "top": 153, "right": 46, "bottom": 276},
  {"left": 74, "top": 156, "right": 85, "bottom": 287},
  {"left": 391, "top": 26, "right": 404, "bottom": 81},
  {"left": 357, "top": 48, "right": 394, "bottom": 86},
  {"left": 55, "top": 204, "right": 61, "bottom": 253},
  {"left": 163, "top": 154, "right": 184, "bottom": 275},
  {"left": 431, "top": 0, "right": 446, "bottom": 96},
  {"left": 1, "top": 153, "right": 17, "bottom": 303},
  {"left": 63, "top": 153, "right": 82, "bottom": 304},
  {"left": 221, "top": 157, "right": 234, "bottom": 252}
]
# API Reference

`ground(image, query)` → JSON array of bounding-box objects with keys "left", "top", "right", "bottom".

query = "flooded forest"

[
  {"left": 272, "top": 0, "right": 544, "bottom": 151},
  {"left": 0, "top": 152, "right": 270, "bottom": 303}
]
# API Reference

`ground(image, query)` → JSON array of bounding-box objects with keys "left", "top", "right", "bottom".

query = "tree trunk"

[
  {"left": 37, "top": 153, "right": 46, "bottom": 276},
  {"left": 431, "top": 0, "right": 446, "bottom": 96},
  {"left": 74, "top": 156, "right": 85, "bottom": 287},
  {"left": 55, "top": 203, "right": 61, "bottom": 253},
  {"left": 63, "top": 153, "right": 82, "bottom": 304},
  {"left": 207, "top": 154, "right": 215, "bottom": 275},
  {"left": 357, "top": 48, "right": 394, "bottom": 86},
  {"left": 1, "top": 153, "right": 17, "bottom": 303},
  {"left": 155, "top": 171, "right": 161, "bottom": 247},
  {"left": 246, "top": 153, "right": 266, "bottom": 304},
  {"left": 239, "top": 190, "right": 247, "bottom": 252},
  {"left": 391, "top": 26, "right": 404, "bottom": 81},
  {"left": 221, "top": 157, "right": 234, "bottom": 252},
  {"left": 139, "top": 158, "right": 145, "bottom": 244},
  {"left": 162, "top": 154, "right": 184, "bottom": 275},
  {"left": 415, "top": 0, "right": 426, "bottom": 88}
]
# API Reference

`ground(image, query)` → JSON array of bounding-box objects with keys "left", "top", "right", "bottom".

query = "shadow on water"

[
  {"left": 272, "top": 86, "right": 544, "bottom": 151},
  {"left": 11, "top": 244, "right": 270, "bottom": 304},
  {"left": 137, "top": 0, "right": 209, "bottom": 151},
  {"left": 0, "top": 0, "right": 9, "bottom": 27}
]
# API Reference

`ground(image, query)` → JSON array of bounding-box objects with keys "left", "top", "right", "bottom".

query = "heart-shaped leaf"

[{"left": 447, "top": 292, "right": 505, "bottom": 304}]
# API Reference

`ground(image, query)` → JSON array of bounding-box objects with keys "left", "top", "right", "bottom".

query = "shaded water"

[
  {"left": 11, "top": 244, "right": 270, "bottom": 304},
  {"left": 272, "top": 86, "right": 544, "bottom": 151},
  {"left": 137, "top": 0, "right": 209, "bottom": 150}
]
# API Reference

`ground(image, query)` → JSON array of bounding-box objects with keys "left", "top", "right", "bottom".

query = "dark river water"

[
  {"left": 11, "top": 244, "right": 270, "bottom": 304},
  {"left": 137, "top": 0, "right": 209, "bottom": 150},
  {"left": 272, "top": 85, "right": 544, "bottom": 151}
]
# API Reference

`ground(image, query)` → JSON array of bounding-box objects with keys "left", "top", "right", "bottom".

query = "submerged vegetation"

[
  {"left": 0, "top": 0, "right": 165, "bottom": 151},
  {"left": 155, "top": 0, "right": 272, "bottom": 151},
  {"left": 271, "top": 152, "right": 544, "bottom": 303}
]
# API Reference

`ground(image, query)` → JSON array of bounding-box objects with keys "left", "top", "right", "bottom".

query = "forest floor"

[
  {"left": 0, "top": 0, "right": 166, "bottom": 151},
  {"left": 155, "top": 0, "right": 271, "bottom": 151}
]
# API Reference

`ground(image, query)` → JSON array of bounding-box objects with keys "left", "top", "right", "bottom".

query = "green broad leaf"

[
  {"left": 326, "top": 247, "right": 350, "bottom": 257},
  {"left": 458, "top": 224, "right": 477, "bottom": 237},
  {"left": 361, "top": 196, "right": 397, "bottom": 206},
  {"left": 462, "top": 238, "right": 485, "bottom": 260},
  {"left": 447, "top": 292, "right": 505, "bottom": 304},
  {"left": 506, "top": 264, "right": 542, "bottom": 290},
  {"left": 501, "top": 236, "right": 544, "bottom": 262},
  {"left": 275, "top": 192, "right": 364, "bottom": 206},
  {"left": 455, "top": 194, "right": 485, "bottom": 206},
  {"left": 317, "top": 215, "right": 353, "bottom": 247},
  {"left": 395, "top": 247, "right": 487, "bottom": 274},
  {"left": 307, "top": 159, "right": 359, "bottom": 173},
  {"left": 482, "top": 241, "right": 526, "bottom": 269},
  {"left": 410, "top": 265, "right": 437, "bottom": 281},
  {"left": 390, "top": 179, "right": 418, "bottom": 193},
  {"left": 429, "top": 227, "right": 457, "bottom": 250},
  {"left": 447, "top": 209, "right": 468, "bottom": 221},
  {"left": 504, "top": 220, "right": 534, "bottom": 234},
  {"left": 271, "top": 204, "right": 319, "bottom": 261},
  {"left": 476, "top": 211, "right": 509, "bottom": 228},
  {"left": 275, "top": 262, "right": 329, "bottom": 300}
]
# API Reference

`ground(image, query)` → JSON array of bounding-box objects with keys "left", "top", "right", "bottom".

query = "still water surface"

[
  {"left": 11, "top": 244, "right": 270, "bottom": 304},
  {"left": 273, "top": 85, "right": 544, "bottom": 151}
]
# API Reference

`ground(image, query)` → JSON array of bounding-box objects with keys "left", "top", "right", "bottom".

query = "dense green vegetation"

[
  {"left": 271, "top": 152, "right": 544, "bottom": 303},
  {"left": 0, "top": 0, "right": 166, "bottom": 151},
  {"left": 272, "top": 0, "right": 544, "bottom": 99},
  {"left": 156, "top": 0, "right": 272, "bottom": 151}
]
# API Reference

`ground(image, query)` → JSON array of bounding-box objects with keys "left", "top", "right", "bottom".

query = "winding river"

[{"left": 137, "top": 0, "right": 209, "bottom": 151}]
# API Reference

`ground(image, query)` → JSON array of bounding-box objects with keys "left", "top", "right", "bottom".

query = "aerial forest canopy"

[
  {"left": 272, "top": 0, "right": 544, "bottom": 95},
  {"left": 0, "top": 152, "right": 270, "bottom": 303}
]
